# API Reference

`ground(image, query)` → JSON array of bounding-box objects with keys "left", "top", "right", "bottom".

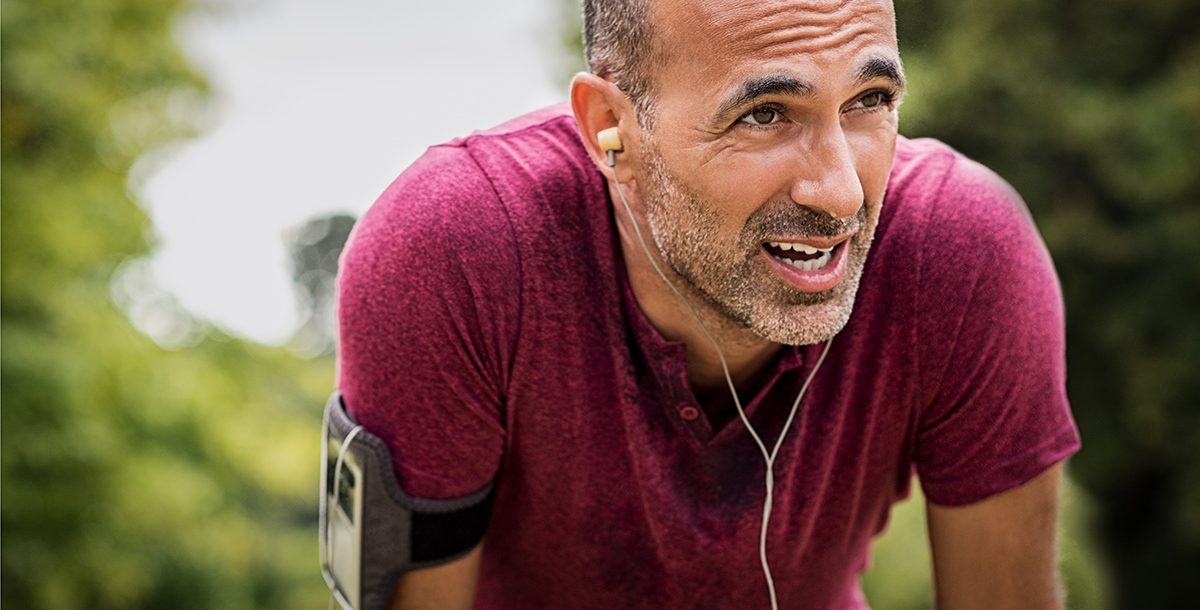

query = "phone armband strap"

[{"left": 319, "top": 392, "right": 494, "bottom": 610}]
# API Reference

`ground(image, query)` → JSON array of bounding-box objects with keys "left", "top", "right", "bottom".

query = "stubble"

[{"left": 637, "top": 140, "right": 881, "bottom": 346}]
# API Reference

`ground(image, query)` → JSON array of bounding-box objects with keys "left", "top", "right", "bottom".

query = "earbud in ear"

[
  {"left": 597, "top": 127, "right": 623, "bottom": 169},
  {"left": 597, "top": 127, "right": 623, "bottom": 153}
]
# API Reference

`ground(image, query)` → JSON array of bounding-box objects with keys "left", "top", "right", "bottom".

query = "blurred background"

[{"left": 2, "top": 0, "right": 1196, "bottom": 607}]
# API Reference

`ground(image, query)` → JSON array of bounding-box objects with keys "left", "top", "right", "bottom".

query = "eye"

[
  {"left": 739, "top": 106, "right": 783, "bottom": 126},
  {"left": 851, "top": 89, "right": 897, "bottom": 112},
  {"left": 860, "top": 91, "right": 885, "bottom": 108}
]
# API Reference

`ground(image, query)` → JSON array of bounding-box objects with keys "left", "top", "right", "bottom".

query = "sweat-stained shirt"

[{"left": 335, "top": 104, "right": 1081, "bottom": 609}]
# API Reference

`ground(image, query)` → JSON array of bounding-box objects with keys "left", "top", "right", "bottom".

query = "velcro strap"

[{"left": 320, "top": 393, "right": 494, "bottom": 610}]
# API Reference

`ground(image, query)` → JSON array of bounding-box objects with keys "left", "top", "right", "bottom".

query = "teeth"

[
  {"left": 768, "top": 241, "right": 833, "bottom": 255},
  {"left": 772, "top": 249, "right": 833, "bottom": 272}
]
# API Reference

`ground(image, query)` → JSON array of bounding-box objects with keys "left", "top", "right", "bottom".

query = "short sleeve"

[
  {"left": 336, "top": 144, "right": 520, "bottom": 500},
  {"left": 914, "top": 155, "right": 1081, "bottom": 506}
]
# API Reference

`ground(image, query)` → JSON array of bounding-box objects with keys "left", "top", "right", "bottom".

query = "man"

[{"left": 335, "top": 0, "right": 1081, "bottom": 608}]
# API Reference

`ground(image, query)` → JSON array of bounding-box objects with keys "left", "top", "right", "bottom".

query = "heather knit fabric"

[{"left": 336, "top": 104, "right": 1080, "bottom": 609}]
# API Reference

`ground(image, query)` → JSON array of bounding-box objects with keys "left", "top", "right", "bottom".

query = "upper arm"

[
  {"left": 337, "top": 144, "right": 519, "bottom": 499},
  {"left": 389, "top": 545, "right": 484, "bottom": 610},
  {"left": 337, "top": 146, "right": 517, "bottom": 603},
  {"left": 926, "top": 463, "right": 1065, "bottom": 610}
]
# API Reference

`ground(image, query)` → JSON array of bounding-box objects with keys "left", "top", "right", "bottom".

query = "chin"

[
  {"left": 751, "top": 299, "right": 856, "bottom": 346},
  {"left": 747, "top": 269, "right": 864, "bottom": 346}
]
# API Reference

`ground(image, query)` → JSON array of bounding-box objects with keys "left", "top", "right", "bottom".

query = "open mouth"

[{"left": 763, "top": 240, "right": 844, "bottom": 272}]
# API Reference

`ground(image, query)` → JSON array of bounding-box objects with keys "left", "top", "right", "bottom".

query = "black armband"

[{"left": 319, "top": 393, "right": 494, "bottom": 610}]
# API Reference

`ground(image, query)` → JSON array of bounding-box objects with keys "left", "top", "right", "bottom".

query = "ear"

[{"left": 570, "top": 72, "right": 639, "bottom": 184}]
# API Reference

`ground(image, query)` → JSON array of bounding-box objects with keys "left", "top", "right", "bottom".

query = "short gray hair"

[{"left": 581, "top": 0, "right": 660, "bottom": 124}]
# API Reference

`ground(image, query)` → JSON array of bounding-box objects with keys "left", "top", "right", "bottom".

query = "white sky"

[{"left": 141, "top": 0, "right": 568, "bottom": 344}]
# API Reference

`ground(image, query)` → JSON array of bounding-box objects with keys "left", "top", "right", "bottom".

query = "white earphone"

[{"left": 597, "top": 125, "right": 833, "bottom": 610}]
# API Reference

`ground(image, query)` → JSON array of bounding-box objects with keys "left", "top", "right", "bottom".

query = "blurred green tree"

[
  {"left": 286, "top": 213, "right": 357, "bottom": 357},
  {"left": 1, "top": 0, "right": 330, "bottom": 608}
]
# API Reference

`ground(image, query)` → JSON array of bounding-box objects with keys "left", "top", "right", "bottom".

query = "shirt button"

[{"left": 678, "top": 404, "right": 701, "bottom": 421}]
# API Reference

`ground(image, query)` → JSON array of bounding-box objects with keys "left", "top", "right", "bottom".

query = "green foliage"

[
  {"left": 287, "top": 214, "right": 357, "bottom": 357},
  {"left": 1, "top": 0, "right": 330, "bottom": 607}
]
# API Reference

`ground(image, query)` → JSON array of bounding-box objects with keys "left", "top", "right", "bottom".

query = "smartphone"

[{"left": 321, "top": 416, "right": 364, "bottom": 610}]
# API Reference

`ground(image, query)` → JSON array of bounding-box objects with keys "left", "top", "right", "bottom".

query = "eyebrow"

[
  {"left": 712, "top": 74, "right": 815, "bottom": 124},
  {"left": 855, "top": 56, "right": 905, "bottom": 91},
  {"left": 710, "top": 55, "right": 906, "bottom": 124}
]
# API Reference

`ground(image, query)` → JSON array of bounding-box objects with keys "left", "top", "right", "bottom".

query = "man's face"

[{"left": 633, "top": 0, "right": 902, "bottom": 346}]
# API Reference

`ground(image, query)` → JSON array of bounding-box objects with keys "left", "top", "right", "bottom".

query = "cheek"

[
  {"left": 685, "top": 148, "right": 799, "bottom": 219},
  {"left": 849, "top": 120, "right": 899, "bottom": 201}
]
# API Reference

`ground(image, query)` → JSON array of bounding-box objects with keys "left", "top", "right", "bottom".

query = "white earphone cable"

[{"left": 607, "top": 150, "right": 833, "bottom": 610}]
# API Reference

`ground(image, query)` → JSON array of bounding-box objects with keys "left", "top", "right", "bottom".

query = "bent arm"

[
  {"left": 389, "top": 544, "right": 484, "bottom": 610},
  {"left": 926, "top": 464, "right": 1065, "bottom": 610}
]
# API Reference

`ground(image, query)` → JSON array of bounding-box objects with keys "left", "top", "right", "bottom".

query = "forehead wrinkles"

[{"left": 665, "top": 0, "right": 895, "bottom": 61}]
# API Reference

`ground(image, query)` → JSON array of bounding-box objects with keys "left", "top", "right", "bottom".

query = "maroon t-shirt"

[{"left": 336, "top": 104, "right": 1080, "bottom": 609}]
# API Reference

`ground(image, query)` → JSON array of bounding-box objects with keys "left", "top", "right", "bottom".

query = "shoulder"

[
  {"left": 453, "top": 104, "right": 602, "bottom": 220},
  {"left": 354, "top": 144, "right": 497, "bottom": 245},
  {"left": 875, "top": 137, "right": 1061, "bottom": 336},
  {"left": 339, "top": 143, "right": 513, "bottom": 306},
  {"left": 347, "top": 103, "right": 584, "bottom": 256},
  {"left": 888, "top": 139, "right": 1066, "bottom": 407},
  {"left": 885, "top": 136, "right": 1056, "bottom": 296},
  {"left": 343, "top": 105, "right": 585, "bottom": 284},
  {"left": 888, "top": 137, "right": 1042, "bottom": 258},
  {"left": 338, "top": 104, "right": 599, "bottom": 341}
]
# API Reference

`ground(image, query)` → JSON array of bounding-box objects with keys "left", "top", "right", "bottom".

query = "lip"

[{"left": 761, "top": 237, "right": 851, "bottom": 293}]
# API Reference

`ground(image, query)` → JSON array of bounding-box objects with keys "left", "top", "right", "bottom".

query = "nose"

[{"left": 787, "top": 123, "right": 864, "bottom": 221}]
